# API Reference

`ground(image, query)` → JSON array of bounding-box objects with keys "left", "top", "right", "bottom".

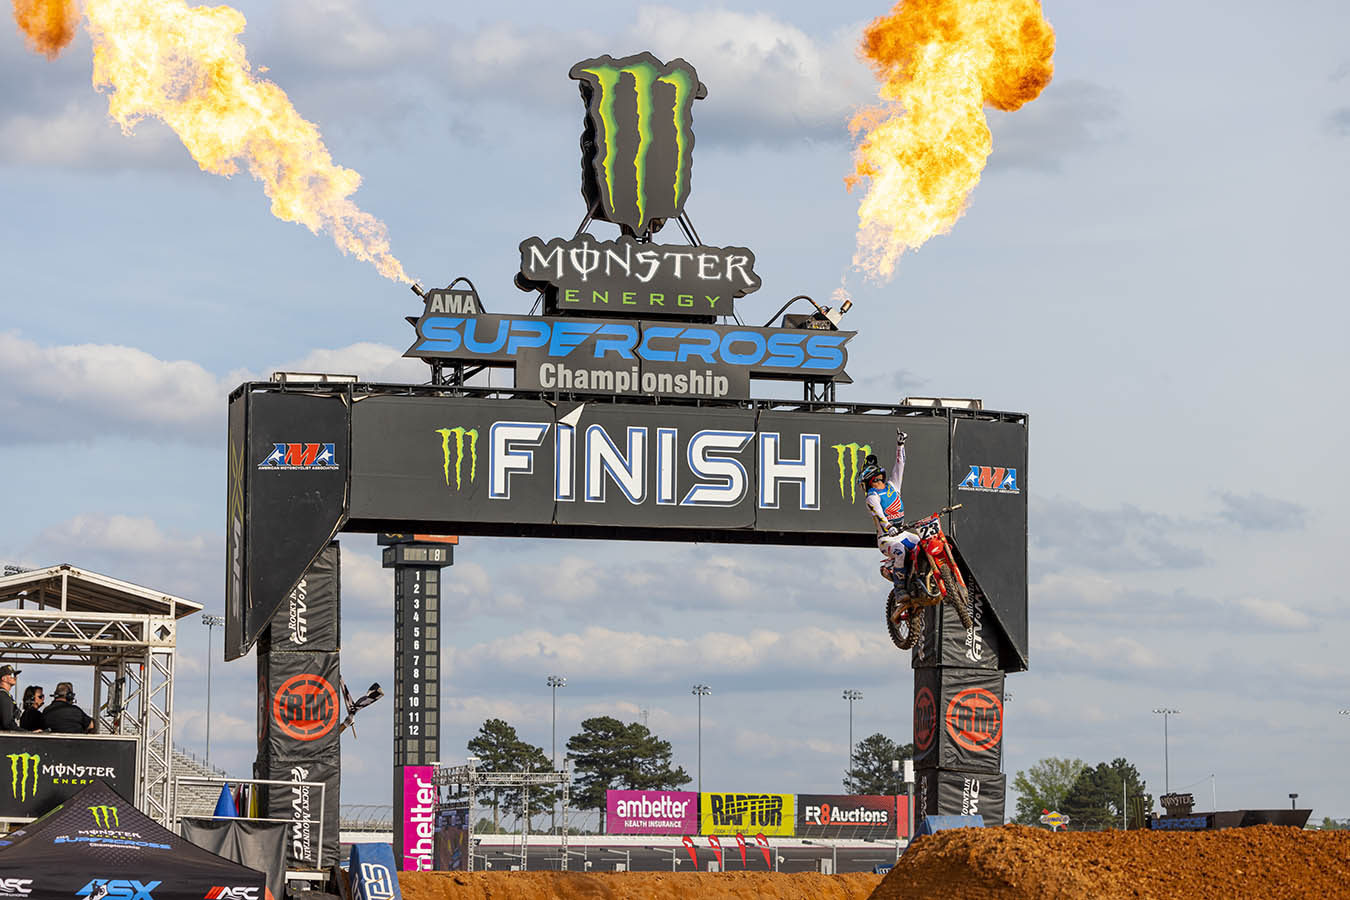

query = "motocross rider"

[{"left": 859, "top": 430, "right": 917, "bottom": 586}]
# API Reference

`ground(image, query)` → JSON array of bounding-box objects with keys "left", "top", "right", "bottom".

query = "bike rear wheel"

[
  {"left": 886, "top": 588, "right": 922, "bottom": 650},
  {"left": 941, "top": 563, "right": 974, "bottom": 630}
]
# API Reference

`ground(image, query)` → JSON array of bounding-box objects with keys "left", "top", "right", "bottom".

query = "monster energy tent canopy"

[{"left": 0, "top": 781, "right": 268, "bottom": 900}]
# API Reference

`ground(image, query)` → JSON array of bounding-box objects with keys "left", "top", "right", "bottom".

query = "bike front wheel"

[{"left": 886, "top": 588, "right": 922, "bottom": 650}]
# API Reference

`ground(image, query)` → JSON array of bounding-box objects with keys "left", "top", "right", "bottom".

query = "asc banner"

[
  {"left": 0, "top": 734, "right": 138, "bottom": 819},
  {"left": 699, "top": 793, "right": 795, "bottom": 837}
]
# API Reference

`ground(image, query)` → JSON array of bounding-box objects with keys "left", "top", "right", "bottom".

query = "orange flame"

[
  {"left": 12, "top": 0, "right": 410, "bottom": 283},
  {"left": 11, "top": 0, "right": 78, "bottom": 58},
  {"left": 848, "top": 0, "right": 1055, "bottom": 280}
]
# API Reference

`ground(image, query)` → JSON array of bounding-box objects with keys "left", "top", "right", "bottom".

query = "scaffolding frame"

[
  {"left": 434, "top": 760, "right": 571, "bottom": 872},
  {"left": 0, "top": 564, "right": 200, "bottom": 826}
]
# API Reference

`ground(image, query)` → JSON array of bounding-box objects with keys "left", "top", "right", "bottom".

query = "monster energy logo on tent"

[
  {"left": 89, "top": 805, "right": 120, "bottom": 828},
  {"left": 8, "top": 753, "right": 39, "bottom": 801},
  {"left": 570, "top": 52, "right": 706, "bottom": 235},
  {"left": 436, "top": 427, "right": 478, "bottom": 490},
  {"left": 831, "top": 443, "right": 872, "bottom": 502}
]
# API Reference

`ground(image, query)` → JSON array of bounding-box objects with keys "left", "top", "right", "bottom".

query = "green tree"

[
  {"left": 566, "top": 716, "right": 691, "bottom": 831},
  {"left": 1061, "top": 757, "right": 1150, "bottom": 831},
  {"left": 1011, "top": 757, "right": 1086, "bottom": 825},
  {"left": 1320, "top": 817, "right": 1350, "bottom": 830},
  {"left": 466, "top": 718, "right": 557, "bottom": 831},
  {"left": 844, "top": 733, "right": 914, "bottom": 794}
]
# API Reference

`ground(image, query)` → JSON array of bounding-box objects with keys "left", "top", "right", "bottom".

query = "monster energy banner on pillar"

[
  {"left": 912, "top": 667, "right": 1005, "bottom": 774},
  {"left": 264, "top": 541, "right": 340, "bottom": 652},
  {"left": 915, "top": 769, "right": 1006, "bottom": 829}
]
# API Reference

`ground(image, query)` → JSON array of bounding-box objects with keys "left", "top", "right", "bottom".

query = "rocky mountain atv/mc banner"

[{"left": 570, "top": 52, "right": 706, "bottom": 236}]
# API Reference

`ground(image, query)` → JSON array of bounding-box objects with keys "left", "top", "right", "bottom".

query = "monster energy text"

[{"left": 518, "top": 234, "right": 759, "bottom": 319}]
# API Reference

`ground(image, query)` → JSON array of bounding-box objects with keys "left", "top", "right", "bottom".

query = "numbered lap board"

[{"left": 388, "top": 545, "right": 448, "bottom": 766}]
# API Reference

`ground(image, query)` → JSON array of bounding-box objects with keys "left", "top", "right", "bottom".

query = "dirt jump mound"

[
  {"left": 401, "top": 871, "right": 882, "bottom": 900},
  {"left": 869, "top": 825, "right": 1350, "bottom": 900}
]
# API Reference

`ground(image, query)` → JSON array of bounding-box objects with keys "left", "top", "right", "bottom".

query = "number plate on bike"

[{"left": 917, "top": 518, "right": 940, "bottom": 538}]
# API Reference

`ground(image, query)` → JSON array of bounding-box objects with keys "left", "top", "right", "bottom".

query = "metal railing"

[{"left": 172, "top": 775, "right": 327, "bottom": 869}]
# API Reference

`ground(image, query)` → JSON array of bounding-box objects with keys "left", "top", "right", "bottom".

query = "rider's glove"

[
  {"left": 885, "top": 525, "right": 900, "bottom": 537},
  {"left": 896, "top": 430, "right": 907, "bottom": 446}
]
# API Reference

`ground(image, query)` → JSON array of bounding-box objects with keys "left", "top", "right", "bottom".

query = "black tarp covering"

[
  {"left": 180, "top": 818, "right": 285, "bottom": 900},
  {"left": 0, "top": 781, "right": 267, "bottom": 900}
]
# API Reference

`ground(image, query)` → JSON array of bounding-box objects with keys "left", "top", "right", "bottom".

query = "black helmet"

[{"left": 857, "top": 460, "right": 886, "bottom": 487}]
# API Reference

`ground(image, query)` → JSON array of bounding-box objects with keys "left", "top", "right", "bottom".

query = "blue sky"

[{"left": 2, "top": 0, "right": 1348, "bottom": 822}]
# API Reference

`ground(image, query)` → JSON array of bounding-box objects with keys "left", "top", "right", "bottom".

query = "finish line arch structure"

[{"left": 223, "top": 379, "right": 1028, "bottom": 865}]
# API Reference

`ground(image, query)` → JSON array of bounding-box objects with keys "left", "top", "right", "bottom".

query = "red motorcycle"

[{"left": 884, "top": 504, "right": 974, "bottom": 650}]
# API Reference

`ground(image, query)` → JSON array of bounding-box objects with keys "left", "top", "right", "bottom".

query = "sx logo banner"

[
  {"left": 570, "top": 52, "right": 706, "bottom": 235},
  {"left": 7, "top": 753, "right": 39, "bottom": 802}
]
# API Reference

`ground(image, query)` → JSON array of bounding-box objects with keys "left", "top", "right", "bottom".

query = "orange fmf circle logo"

[
  {"left": 944, "top": 688, "right": 1003, "bottom": 752},
  {"left": 272, "top": 674, "right": 339, "bottom": 742},
  {"left": 913, "top": 686, "right": 937, "bottom": 752}
]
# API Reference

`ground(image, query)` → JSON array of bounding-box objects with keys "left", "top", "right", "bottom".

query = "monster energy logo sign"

[
  {"left": 436, "top": 427, "right": 478, "bottom": 490},
  {"left": 831, "top": 443, "right": 872, "bottom": 502},
  {"left": 89, "top": 805, "right": 120, "bottom": 828},
  {"left": 8, "top": 753, "right": 38, "bottom": 802},
  {"left": 570, "top": 52, "right": 705, "bottom": 235}
]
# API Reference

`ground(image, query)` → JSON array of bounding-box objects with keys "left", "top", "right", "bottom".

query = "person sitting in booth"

[
  {"left": 0, "top": 665, "right": 20, "bottom": 731},
  {"left": 43, "top": 681, "right": 94, "bottom": 733},
  {"left": 20, "top": 684, "right": 45, "bottom": 731}
]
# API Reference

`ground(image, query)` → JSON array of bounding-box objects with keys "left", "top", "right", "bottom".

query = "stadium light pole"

[
  {"left": 201, "top": 614, "right": 224, "bottom": 767},
  {"left": 1152, "top": 708, "right": 1180, "bottom": 793},
  {"left": 692, "top": 684, "right": 711, "bottom": 793},
  {"left": 843, "top": 690, "right": 863, "bottom": 780},
  {"left": 547, "top": 675, "right": 566, "bottom": 834}
]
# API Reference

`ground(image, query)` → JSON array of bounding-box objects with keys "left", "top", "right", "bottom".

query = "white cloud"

[
  {"left": 0, "top": 332, "right": 423, "bottom": 445},
  {"left": 1226, "top": 595, "right": 1312, "bottom": 630}
]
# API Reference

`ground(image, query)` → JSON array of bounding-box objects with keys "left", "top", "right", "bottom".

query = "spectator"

[
  {"left": 0, "top": 665, "right": 19, "bottom": 731},
  {"left": 43, "top": 682, "right": 93, "bottom": 733},
  {"left": 20, "top": 684, "right": 45, "bottom": 731}
]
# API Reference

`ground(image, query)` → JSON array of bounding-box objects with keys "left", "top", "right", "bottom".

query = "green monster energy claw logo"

[
  {"left": 436, "top": 427, "right": 479, "bottom": 490},
  {"left": 8, "top": 753, "right": 39, "bottom": 802},
  {"left": 89, "top": 805, "right": 119, "bottom": 828},
  {"left": 570, "top": 52, "right": 705, "bottom": 234},
  {"left": 831, "top": 443, "right": 872, "bottom": 502}
]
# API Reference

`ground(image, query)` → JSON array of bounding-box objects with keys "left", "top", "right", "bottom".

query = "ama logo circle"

[
  {"left": 945, "top": 687, "right": 1003, "bottom": 752},
  {"left": 272, "top": 674, "right": 339, "bottom": 742},
  {"left": 913, "top": 686, "right": 937, "bottom": 752}
]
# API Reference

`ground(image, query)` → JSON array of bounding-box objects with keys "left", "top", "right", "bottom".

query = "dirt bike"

[{"left": 882, "top": 504, "right": 974, "bottom": 650}]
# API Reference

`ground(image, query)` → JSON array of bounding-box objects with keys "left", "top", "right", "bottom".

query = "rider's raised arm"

[{"left": 891, "top": 433, "right": 907, "bottom": 491}]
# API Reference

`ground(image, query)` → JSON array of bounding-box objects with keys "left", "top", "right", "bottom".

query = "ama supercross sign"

[{"left": 570, "top": 52, "right": 705, "bottom": 235}]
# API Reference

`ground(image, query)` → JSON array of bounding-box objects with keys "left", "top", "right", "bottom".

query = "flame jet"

[
  {"left": 11, "top": 0, "right": 410, "bottom": 283},
  {"left": 848, "top": 0, "right": 1055, "bottom": 281}
]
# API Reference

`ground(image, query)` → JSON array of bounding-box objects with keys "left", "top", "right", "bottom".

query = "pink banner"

[
  {"left": 401, "top": 765, "right": 435, "bottom": 871},
  {"left": 606, "top": 790, "right": 700, "bottom": 834}
]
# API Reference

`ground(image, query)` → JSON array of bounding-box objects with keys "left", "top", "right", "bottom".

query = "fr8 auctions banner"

[
  {"left": 914, "top": 769, "right": 1006, "bottom": 829},
  {"left": 796, "top": 794, "right": 897, "bottom": 839},
  {"left": 913, "top": 666, "right": 1004, "bottom": 774},
  {"left": 699, "top": 793, "right": 795, "bottom": 836}
]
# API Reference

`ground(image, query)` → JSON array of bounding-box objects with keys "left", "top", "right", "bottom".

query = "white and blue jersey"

[{"left": 865, "top": 443, "right": 916, "bottom": 569}]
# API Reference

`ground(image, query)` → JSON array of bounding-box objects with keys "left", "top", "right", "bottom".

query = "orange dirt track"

[{"left": 399, "top": 826, "right": 1350, "bottom": 900}]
